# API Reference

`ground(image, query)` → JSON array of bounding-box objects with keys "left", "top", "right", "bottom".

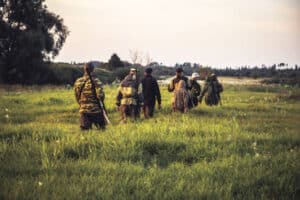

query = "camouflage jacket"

[
  {"left": 116, "top": 75, "right": 139, "bottom": 106},
  {"left": 74, "top": 75, "right": 105, "bottom": 113},
  {"left": 190, "top": 79, "right": 201, "bottom": 98},
  {"left": 199, "top": 79, "right": 223, "bottom": 105}
]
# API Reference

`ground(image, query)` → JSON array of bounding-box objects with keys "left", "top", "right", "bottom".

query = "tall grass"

[{"left": 0, "top": 84, "right": 299, "bottom": 199}]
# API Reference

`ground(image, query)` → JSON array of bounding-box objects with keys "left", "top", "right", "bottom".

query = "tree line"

[
  {"left": 0, "top": 0, "right": 69, "bottom": 84},
  {"left": 0, "top": 0, "right": 299, "bottom": 86}
]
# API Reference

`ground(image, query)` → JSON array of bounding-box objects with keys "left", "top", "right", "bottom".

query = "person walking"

[
  {"left": 141, "top": 67, "right": 161, "bottom": 118},
  {"left": 116, "top": 68, "right": 140, "bottom": 123},
  {"left": 173, "top": 80, "right": 189, "bottom": 113},
  {"left": 74, "top": 62, "right": 107, "bottom": 130},
  {"left": 199, "top": 73, "right": 223, "bottom": 106},
  {"left": 189, "top": 72, "right": 201, "bottom": 108}
]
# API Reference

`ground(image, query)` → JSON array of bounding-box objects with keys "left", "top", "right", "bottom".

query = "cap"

[
  {"left": 176, "top": 67, "right": 183, "bottom": 73},
  {"left": 145, "top": 67, "right": 153, "bottom": 74},
  {"left": 84, "top": 62, "right": 95, "bottom": 73},
  {"left": 192, "top": 72, "right": 200, "bottom": 78},
  {"left": 130, "top": 68, "right": 137, "bottom": 72}
]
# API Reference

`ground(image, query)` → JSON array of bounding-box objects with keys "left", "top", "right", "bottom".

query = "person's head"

[
  {"left": 191, "top": 72, "right": 200, "bottom": 80},
  {"left": 84, "top": 62, "right": 95, "bottom": 75},
  {"left": 210, "top": 73, "right": 217, "bottom": 81},
  {"left": 129, "top": 68, "right": 137, "bottom": 80},
  {"left": 144, "top": 67, "right": 152, "bottom": 76},
  {"left": 176, "top": 68, "right": 183, "bottom": 78}
]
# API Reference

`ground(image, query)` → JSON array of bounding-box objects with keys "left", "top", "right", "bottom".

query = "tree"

[
  {"left": 144, "top": 52, "right": 152, "bottom": 67},
  {"left": 129, "top": 49, "right": 143, "bottom": 65},
  {"left": 107, "top": 53, "right": 124, "bottom": 70},
  {"left": 0, "top": 0, "right": 69, "bottom": 84}
]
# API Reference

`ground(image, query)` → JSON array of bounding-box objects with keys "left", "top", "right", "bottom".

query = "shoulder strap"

[{"left": 87, "top": 73, "right": 102, "bottom": 111}]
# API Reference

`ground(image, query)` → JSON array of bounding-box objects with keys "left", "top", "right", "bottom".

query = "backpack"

[{"left": 217, "top": 82, "right": 223, "bottom": 93}]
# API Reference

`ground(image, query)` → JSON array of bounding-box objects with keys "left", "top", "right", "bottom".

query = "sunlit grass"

[{"left": 0, "top": 84, "right": 299, "bottom": 199}]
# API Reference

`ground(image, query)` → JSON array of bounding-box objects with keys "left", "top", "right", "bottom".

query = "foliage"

[
  {"left": 0, "top": 0, "right": 69, "bottom": 84},
  {"left": 107, "top": 53, "right": 124, "bottom": 70},
  {"left": 0, "top": 84, "right": 299, "bottom": 199}
]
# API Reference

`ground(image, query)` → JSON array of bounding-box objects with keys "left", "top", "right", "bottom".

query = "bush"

[{"left": 13, "top": 63, "right": 116, "bottom": 85}]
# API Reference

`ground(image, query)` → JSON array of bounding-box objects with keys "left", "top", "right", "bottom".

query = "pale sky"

[{"left": 47, "top": 0, "right": 300, "bottom": 67}]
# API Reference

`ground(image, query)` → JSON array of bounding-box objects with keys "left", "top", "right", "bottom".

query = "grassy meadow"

[{"left": 0, "top": 82, "right": 299, "bottom": 199}]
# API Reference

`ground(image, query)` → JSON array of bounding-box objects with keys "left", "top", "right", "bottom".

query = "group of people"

[{"left": 74, "top": 62, "right": 223, "bottom": 130}]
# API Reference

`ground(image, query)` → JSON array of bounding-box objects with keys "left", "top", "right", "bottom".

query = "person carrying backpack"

[
  {"left": 74, "top": 62, "right": 108, "bottom": 130},
  {"left": 199, "top": 73, "right": 223, "bottom": 106}
]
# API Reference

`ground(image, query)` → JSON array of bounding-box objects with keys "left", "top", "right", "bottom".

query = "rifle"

[{"left": 86, "top": 68, "right": 111, "bottom": 125}]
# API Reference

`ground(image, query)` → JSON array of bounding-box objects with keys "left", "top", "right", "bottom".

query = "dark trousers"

[
  {"left": 189, "top": 96, "right": 199, "bottom": 108},
  {"left": 143, "top": 102, "right": 155, "bottom": 118},
  {"left": 120, "top": 105, "right": 139, "bottom": 122},
  {"left": 80, "top": 113, "right": 106, "bottom": 130}
]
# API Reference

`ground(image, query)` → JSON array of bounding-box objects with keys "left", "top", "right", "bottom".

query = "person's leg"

[
  {"left": 172, "top": 102, "right": 176, "bottom": 112},
  {"left": 148, "top": 102, "right": 155, "bottom": 117},
  {"left": 143, "top": 105, "right": 149, "bottom": 118},
  {"left": 188, "top": 96, "right": 194, "bottom": 109},
  {"left": 120, "top": 105, "right": 128, "bottom": 123},
  {"left": 193, "top": 97, "right": 198, "bottom": 107},
  {"left": 80, "top": 113, "right": 92, "bottom": 130},
  {"left": 90, "top": 112, "right": 106, "bottom": 129},
  {"left": 131, "top": 105, "right": 139, "bottom": 120}
]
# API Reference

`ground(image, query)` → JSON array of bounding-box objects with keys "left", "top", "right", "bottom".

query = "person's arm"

[
  {"left": 195, "top": 82, "right": 201, "bottom": 97},
  {"left": 199, "top": 83, "right": 208, "bottom": 103},
  {"left": 74, "top": 79, "right": 82, "bottom": 104},
  {"left": 94, "top": 78, "right": 105, "bottom": 102},
  {"left": 183, "top": 91, "right": 189, "bottom": 113},
  {"left": 217, "top": 82, "right": 223, "bottom": 93},
  {"left": 116, "top": 87, "right": 123, "bottom": 107},
  {"left": 198, "top": 83, "right": 202, "bottom": 97},
  {"left": 154, "top": 79, "right": 162, "bottom": 106},
  {"left": 168, "top": 78, "right": 175, "bottom": 92},
  {"left": 141, "top": 79, "right": 145, "bottom": 96},
  {"left": 185, "top": 77, "right": 192, "bottom": 90}
]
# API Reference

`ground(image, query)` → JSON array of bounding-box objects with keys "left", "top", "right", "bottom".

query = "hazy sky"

[{"left": 47, "top": 0, "right": 300, "bottom": 67}]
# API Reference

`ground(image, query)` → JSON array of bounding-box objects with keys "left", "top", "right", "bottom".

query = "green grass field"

[{"left": 0, "top": 84, "right": 299, "bottom": 199}]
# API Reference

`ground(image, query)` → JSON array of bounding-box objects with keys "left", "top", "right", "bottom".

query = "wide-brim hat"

[{"left": 192, "top": 72, "right": 200, "bottom": 78}]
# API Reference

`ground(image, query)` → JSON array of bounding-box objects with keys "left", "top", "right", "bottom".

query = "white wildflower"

[
  {"left": 227, "top": 134, "right": 232, "bottom": 141},
  {"left": 55, "top": 140, "right": 60, "bottom": 143},
  {"left": 38, "top": 181, "right": 43, "bottom": 186},
  {"left": 5, "top": 108, "right": 9, "bottom": 112},
  {"left": 5, "top": 114, "right": 9, "bottom": 119},
  {"left": 252, "top": 142, "right": 257, "bottom": 150},
  {"left": 255, "top": 153, "right": 260, "bottom": 157}
]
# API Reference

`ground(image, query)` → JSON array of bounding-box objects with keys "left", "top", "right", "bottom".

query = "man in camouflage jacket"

[{"left": 74, "top": 62, "right": 106, "bottom": 130}]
